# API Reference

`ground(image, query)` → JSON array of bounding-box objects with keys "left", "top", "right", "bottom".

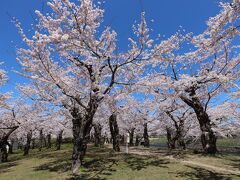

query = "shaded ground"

[
  {"left": 0, "top": 142, "right": 239, "bottom": 180},
  {"left": 128, "top": 146, "right": 240, "bottom": 176}
]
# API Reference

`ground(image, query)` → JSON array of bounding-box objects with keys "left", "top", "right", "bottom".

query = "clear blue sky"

[{"left": 0, "top": 0, "right": 222, "bottom": 97}]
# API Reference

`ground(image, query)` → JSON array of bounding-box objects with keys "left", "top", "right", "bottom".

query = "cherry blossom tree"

[
  {"left": 15, "top": 3, "right": 240, "bottom": 176},
  {"left": 0, "top": 66, "right": 16, "bottom": 162},
  {"left": 137, "top": 2, "right": 240, "bottom": 154},
  {"left": 15, "top": 0, "right": 155, "bottom": 173}
]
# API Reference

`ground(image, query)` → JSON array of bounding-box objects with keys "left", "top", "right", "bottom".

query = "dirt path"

[
  {"left": 127, "top": 147, "right": 240, "bottom": 176},
  {"left": 181, "top": 160, "right": 240, "bottom": 175}
]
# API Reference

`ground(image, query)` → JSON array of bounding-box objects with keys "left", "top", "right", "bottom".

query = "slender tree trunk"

[
  {"left": 135, "top": 135, "right": 140, "bottom": 146},
  {"left": 129, "top": 128, "right": 135, "bottom": 146},
  {"left": 23, "top": 131, "right": 32, "bottom": 156},
  {"left": 43, "top": 136, "right": 47, "bottom": 147},
  {"left": 46, "top": 134, "right": 51, "bottom": 149},
  {"left": 120, "top": 135, "right": 125, "bottom": 145},
  {"left": 32, "top": 139, "right": 35, "bottom": 149},
  {"left": 39, "top": 129, "right": 43, "bottom": 151},
  {"left": 143, "top": 123, "right": 150, "bottom": 147},
  {"left": 56, "top": 130, "right": 63, "bottom": 151},
  {"left": 181, "top": 93, "right": 217, "bottom": 154},
  {"left": 109, "top": 114, "right": 120, "bottom": 152},
  {"left": 93, "top": 123, "right": 102, "bottom": 147}
]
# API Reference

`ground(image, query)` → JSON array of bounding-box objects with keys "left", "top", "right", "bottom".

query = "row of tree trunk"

[
  {"left": 21, "top": 130, "right": 63, "bottom": 156},
  {"left": 90, "top": 114, "right": 151, "bottom": 152}
]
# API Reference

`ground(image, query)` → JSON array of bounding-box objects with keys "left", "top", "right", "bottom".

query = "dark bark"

[
  {"left": 0, "top": 145, "right": 8, "bottom": 163},
  {"left": 177, "top": 119, "right": 186, "bottom": 150},
  {"left": 135, "top": 135, "right": 140, "bottom": 146},
  {"left": 120, "top": 135, "right": 125, "bottom": 145},
  {"left": 181, "top": 89, "right": 217, "bottom": 154},
  {"left": 46, "top": 134, "right": 51, "bottom": 149},
  {"left": 143, "top": 123, "right": 150, "bottom": 147},
  {"left": 56, "top": 130, "right": 63, "bottom": 150},
  {"left": 166, "top": 127, "right": 176, "bottom": 149},
  {"left": 129, "top": 128, "right": 135, "bottom": 146},
  {"left": 23, "top": 131, "right": 32, "bottom": 156},
  {"left": 109, "top": 114, "right": 120, "bottom": 152},
  {"left": 8, "top": 140, "right": 14, "bottom": 154},
  {"left": 93, "top": 123, "right": 102, "bottom": 147},
  {"left": 32, "top": 139, "right": 35, "bottom": 149},
  {"left": 0, "top": 126, "right": 18, "bottom": 162},
  {"left": 39, "top": 129, "right": 43, "bottom": 151},
  {"left": 43, "top": 136, "right": 47, "bottom": 147},
  {"left": 166, "top": 112, "right": 186, "bottom": 150},
  {"left": 71, "top": 104, "right": 97, "bottom": 174},
  {"left": 105, "top": 137, "right": 110, "bottom": 144}
]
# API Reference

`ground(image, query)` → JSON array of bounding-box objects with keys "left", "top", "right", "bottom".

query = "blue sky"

[{"left": 0, "top": 0, "right": 222, "bottom": 97}]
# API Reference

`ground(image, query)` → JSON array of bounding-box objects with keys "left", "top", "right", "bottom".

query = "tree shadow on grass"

[
  {"left": 34, "top": 146, "right": 170, "bottom": 179},
  {"left": 34, "top": 149, "right": 72, "bottom": 159},
  {"left": 34, "top": 158, "right": 72, "bottom": 172},
  {"left": 175, "top": 165, "right": 240, "bottom": 180},
  {"left": 70, "top": 158, "right": 117, "bottom": 180},
  {"left": 0, "top": 162, "right": 18, "bottom": 173},
  {"left": 123, "top": 154, "right": 169, "bottom": 171},
  {"left": 34, "top": 147, "right": 118, "bottom": 179}
]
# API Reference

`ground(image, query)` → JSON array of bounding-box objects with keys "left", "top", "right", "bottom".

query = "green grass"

[
  {"left": 150, "top": 137, "right": 240, "bottom": 149},
  {"left": 0, "top": 143, "right": 239, "bottom": 180},
  {"left": 217, "top": 138, "right": 240, "bottom": 147}
]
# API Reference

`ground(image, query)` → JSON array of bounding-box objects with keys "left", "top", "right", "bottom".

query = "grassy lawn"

[
  {"left": 150, "top": 137, "right": 240, "bottom": 148},
  {"left": 0, "top": 143, "right": 239, "bottom": 180}
]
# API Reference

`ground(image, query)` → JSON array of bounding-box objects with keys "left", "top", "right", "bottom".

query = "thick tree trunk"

[
  {"left": 167, "top": 111, "right": 186, "bottom": 150},
  {"left": 0, "top": 126, "right": 19, "bottom": 162},
  {"left": 46, "top": 134, "right": 51, "bottom": 149},
  {"left": 0, "top": 145, "right": 8, "bottom": 163},
  {"left": 93, "top": 123, "right": 102, "bottom": 147},
  {"left": 129, "top": 128, "right": 135, "bottom": 146},
  {"left": 200, "top": 122, "right": 217, "bottom": 154},
  {"left": 71, "top": 105, "right": 96, "bottom": 175},
  {"left": 23, "top": 131, "right": 32, "bottom": 156},
  {"left": 109, "top": 114, "right": 120, "bottom": 152},
  {"left": 176, "top": 120, "right": 186, "bottom": 150},
  {"left": 8, "top": 140, "right": 14, "bottom": 154},
  {"left": 181, "top": 93, "right": 217, "bottom": 154},
  {"left": 143, "top": 123, "right": 150, "bottom": 147},
  {"left": 56, "top": 130, "right": 63, "bottom": 151},
  {"left": 72, "top": 136, "right": 87, "bottom": 174},
  {"left": 39, "top": 129, "right": 43, "bottom": 151},
  {"left": 166, "top": 127, "right": 176, "bottom": 149},
  {"left": 135, "top": 135, "right": 140, "bottom": 146},
  {"left": 71, "top": 126, "right": 89, "bottom": 174}
]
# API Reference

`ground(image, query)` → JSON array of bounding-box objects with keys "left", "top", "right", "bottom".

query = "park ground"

[{"left": 0, "top": 138, "right": 240, "bottom": 180}]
